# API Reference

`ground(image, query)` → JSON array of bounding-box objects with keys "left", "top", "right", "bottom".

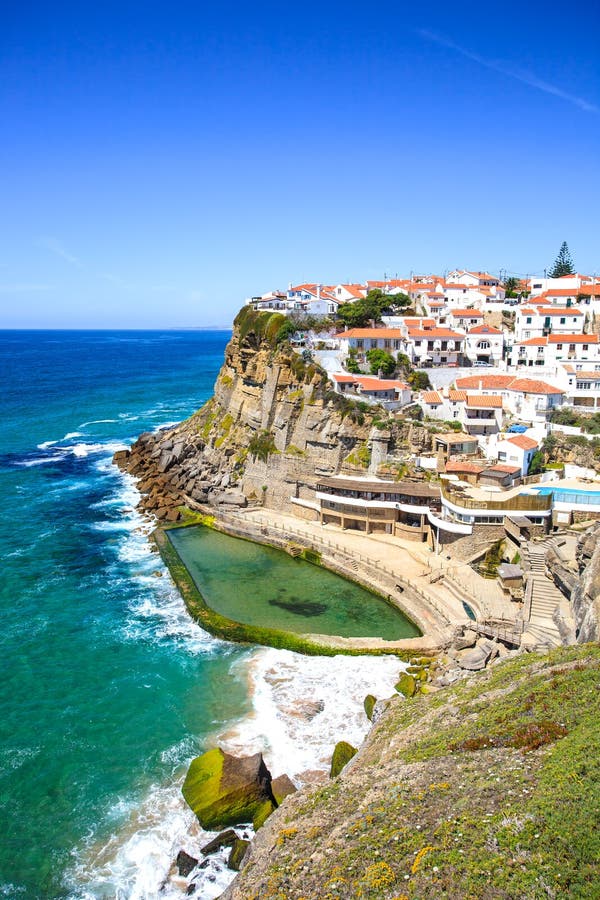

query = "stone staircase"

[{"left": 521, "top": 540, "right": 565, "bottom": 648}]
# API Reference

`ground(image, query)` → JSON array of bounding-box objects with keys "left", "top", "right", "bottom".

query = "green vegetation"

[
  {"left": 480, "top": 538, "right": 504, "bottom": 578},
  {"left": 548, "top": 240, "right": 576, "bottom": 277},
  {"left": 337, "top": 289, "right": 410, "bottom": 328},
  {"left": 241, "top": 645, "right": 600, "bottom": 900},
  {"left": 527, "top": 449, "right": 545, "bottom": 475},
  {"left": 345, "top": 346, "right": 361, "bottom": 374},
  {"left": 345, "top": 442, "right": 371, "bottom": 468},
  {"left": 408, "top": 369, "right": 432, "bottom": 390},
  {"left": 550, "top": 405, "right": 600, "bottom": 434},
  {"left": 504, "top": 275, "right": 521, "bottom": 298},
  {"left": 248, "top": 429, "right": 279, "bottom": 462},
  {"left": 366, "top": 347, "right": 396, "bottom": 376}
]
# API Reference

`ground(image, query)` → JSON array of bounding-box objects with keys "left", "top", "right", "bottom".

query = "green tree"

[
  {"left": 408, "top": 370, "right": 432, "bottom": 390},
  {"left": 366, "top": 348, "right": 396, "bottom": 376},
  {"left": 528, "top": 450, "right": 545, "bottom": 475},
  {"left": 504, "top": 276, "right": 520, "bottom": 298},
  {"left": 549, "top": 241, "right": 575, "bottom": 278},
  {"left": 336, "top": 289, "right": 410, "bottom": 329}
]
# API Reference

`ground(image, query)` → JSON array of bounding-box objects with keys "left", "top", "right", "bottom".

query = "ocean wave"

[
  {"left": 78, "top": 419, "right": 119, "bottom": 427},
  {"left": 217, "top": 647, "right": 404, "bottom": 782},
  {"left": 65, "top": 779, "right": 238, "bottom": 900}
]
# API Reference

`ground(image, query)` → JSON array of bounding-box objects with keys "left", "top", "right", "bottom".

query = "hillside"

[{"left": 222, "top": 644, "right": 600, "bottom": 899}]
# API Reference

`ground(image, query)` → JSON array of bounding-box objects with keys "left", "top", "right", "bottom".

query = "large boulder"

[
  {"left": 395, "top": 673, "right": 417, "bottom": 698},
  {"left": 271, "top": 774, "right": 297, "bottom": 805},
  {"left": 330, "top": 741, "right": 357, "bottom": 778},
  {"left": 182, "top": 748, "right": 275, "bottom": 831},
  {"left": 228, "top": 838, "right": 250, "bottom": 871}
]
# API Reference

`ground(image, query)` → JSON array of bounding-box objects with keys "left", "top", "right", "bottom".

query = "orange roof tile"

[
  {"left": 507, "top": 378, "right": 564, "bottom": 395},
  {"left": 456, "top": 375, "right": 514, "bottom": 389},
  {"left": 450, "top": 309, "right": 484, "bottom": 317},
  {"left": 466, "top": 394, "right": 503, "bottom": 408},
  {"left": 468, "top": 324, "right": 502, "bottom": 334},
  {"left": 507, "top": 434, "right": 538, "bottom": 450},
  {"left": 334, "top": 328, "right": 404, "bottom": 339},
  {"left": 445, "top": 460, "right": 484, "bottom": 474},
  {"left": 422, "top": 391, "right": 442, "bottom": 404},
  {"left": 355, "top": 377, "right": 409, "bottom": 391},
  {"left": 407, "top": 328, "right": 465, "bottom": 340},
  {"left": 485, "top": 464, "right": 521, "bottom": 474},
  {"left": 448, "top": 389, "right": 467, "bottom": 401}
]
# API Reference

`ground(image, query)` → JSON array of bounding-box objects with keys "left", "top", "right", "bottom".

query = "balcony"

[{"left": 440, "top": 481, "right": 552, "bottom": 513}]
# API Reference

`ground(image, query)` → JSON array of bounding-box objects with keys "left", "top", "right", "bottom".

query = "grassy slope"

[{"left": 230, "top": 644, "right": 600, "bottom": 900}]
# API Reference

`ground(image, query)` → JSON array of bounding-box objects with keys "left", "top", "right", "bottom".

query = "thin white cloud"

[
  {"left": 38, "top": 236, "right": 84, "bottom": 267},
  {"left": 417, "top": 29, "right": 599, "bottom": 114},
  {"left": 100, "top": 273, "right": 176, "bottom": 292},
  {"left": 0, "top": 283, "right": 53, "bottom": 292}
]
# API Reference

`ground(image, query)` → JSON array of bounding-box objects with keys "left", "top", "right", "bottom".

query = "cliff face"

[
  {"left": 571, "top": 524, "right": 600, "bottom": 641},
  {"left": 116, "top": 310, "right": 404, "bottom": 517},
  {"left": 222, "top": 644, "right": 600, "bottom": 900}
]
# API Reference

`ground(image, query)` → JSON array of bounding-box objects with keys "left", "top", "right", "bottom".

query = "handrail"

[{"left": 440, "top": 481, "right": 552, "bottom": 512}]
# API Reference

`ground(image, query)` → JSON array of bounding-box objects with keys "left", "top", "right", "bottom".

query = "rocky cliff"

[
  {"left": 221, "top": 643, "right": 600, "bottom": 899},
  {"left": 115, "top": 308, "right": 425, "bottom": 518}
]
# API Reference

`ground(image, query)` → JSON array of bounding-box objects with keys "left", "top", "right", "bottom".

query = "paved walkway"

[{"left": 233, "top": 508, "right": 517, "bottom": 634}]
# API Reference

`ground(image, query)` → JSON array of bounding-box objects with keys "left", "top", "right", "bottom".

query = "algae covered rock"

[
  {"left": 252, "top": 798, "right": 276, "bottom": 829},
  {"left": 182, "top": 748, "right": 275, "bottom": 830},
  {"left": 395, "top": 673, "right": 417, "bottom": 698},
  {"left": 330, "top": 740, "right": 357, "bottom": 778},
  {"left": 228, "top": 838, "right": 250, "bottom": 871},
  {"left": 363, "top": 694, "right": 377, "bottom": 721}
]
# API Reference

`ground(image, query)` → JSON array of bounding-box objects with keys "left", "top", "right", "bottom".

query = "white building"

[
  {"left": 401, "top": 326, "right": 466, "bottom": 366},
  {"left": 331, "top": 374, "right": 411, "bottom": 407},
  {"left": 510, "top": 334, "right": 600, "bottom": 369},
  {"left": 514, "top": 305, "right": 585, "bottom": 341},
  {"left": 465, "top": 324, "right": 504, "bottom": 365},
  {"left": 493, "top": 434, "right": 539, "bottom": 477},
  {"left": 455, "top": 374, "right": 564, "bottom": 424}
]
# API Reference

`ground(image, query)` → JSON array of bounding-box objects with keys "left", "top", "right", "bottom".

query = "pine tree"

[{"left": 549, "top": 241, "right": 575, "bottom": 277}]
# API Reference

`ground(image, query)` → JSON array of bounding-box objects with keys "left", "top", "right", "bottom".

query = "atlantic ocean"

[{"left": 0, "top": 329, "right": 401, "bottom": 898}]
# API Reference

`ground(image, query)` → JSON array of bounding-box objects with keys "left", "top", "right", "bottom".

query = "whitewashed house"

[
  {"left": 514, "top": 305, "right": 585, "bottom": 341},
  {"left": 455, "top": 374, "right": 564, "bottom": 424},
  {"left": 510, "top": 334, "right": 600, "bottom": 369},
  {"left": 493, "top": 434, "right": 539, "bottom": 477},
  {"left": 465, "top": 324, "right": 504, "bottom": 365}
]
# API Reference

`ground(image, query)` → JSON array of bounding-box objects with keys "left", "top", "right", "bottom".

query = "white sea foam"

[
  {"left": 218, "top": 648, "right": 403, "bottom": 782},
  {"left": 78, "top": 419, "right": 119, "bottom": 427},
  {"left": 65, "top": 778, "right": 238, "bottom": 900}
]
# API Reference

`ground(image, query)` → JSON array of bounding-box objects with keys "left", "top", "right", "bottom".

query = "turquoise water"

[
  {"left": 168, "top": 526, "right": 420, "bottom": 640},
  {"left": 0, "top": 330, "right": 256, "bottom": 897},
  {"left": 526, "top": 487, "right": 600, "bottom": 504}
]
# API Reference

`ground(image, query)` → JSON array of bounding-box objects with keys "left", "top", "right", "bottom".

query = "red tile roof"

[
  {"left": 466, "top": 394, "right": 503, "bottom": 408},
  {"left": 448, "top": 389, "right": 467, "bottom": 401},
  {"left": 335, "top": 328, "right": 404, "bottom": 339},
  {"left": 445, "top": 460, "right": 484, "bottom": 474},
  {"left": 422, "top": 391, "right": 442, "bottom": 404},
  {"left": 468, "top": 324, "right": 502, "bottom": 335},
  {"left": 507, "top": 435, "right": 538, "bottom": 450},
  {"left": 450, "top": 308, "right": 484, "bottom": 317},
  {"left": 455, "top": 374, "right": 563, "bottom": 395}
]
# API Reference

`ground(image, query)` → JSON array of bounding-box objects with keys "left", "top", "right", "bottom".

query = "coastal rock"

[
  {"left": 214, "top": 491, "right": 247, "bottom": 507},
  {"left": 452, "top": 628, "right": 477, "bottom": 651},
  {"left": 330, "top": 741, "right": 357, "bottom": 778},
  {"left": 271, "top": 774, "right": 297, "bottom": 805},
  {"left": 395, "top": 673, "right": 417, "bottom": 698},
  {"left": 363, "top": 694, "right": 377, "bottom": 721},
  {"left": 182, "top": 748, "right": 275, "bottom": 831},
  {"left": 201, "top": 828, "right": 239, "bottom": 856},
  {"left": 228, "top": 838, "right": 250, "bottom": 871},
  {"left": 456, "top": 639, "right": 494, "bottom": 671},
  {"left": 176, "top": 850, "right": 199, "bottom": 877}
]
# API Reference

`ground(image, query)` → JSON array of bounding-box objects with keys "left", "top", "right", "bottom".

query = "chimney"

[{"left": 479, "top": 379, "right": 482, "bottom": 391}]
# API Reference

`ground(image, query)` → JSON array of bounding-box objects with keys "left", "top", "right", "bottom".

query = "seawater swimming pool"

[
  {"left": 525, "top": 486, "right": 600, "bottom": 505},
  {"left": 168, "top": 525, "right": 421, "bottom": 640}
]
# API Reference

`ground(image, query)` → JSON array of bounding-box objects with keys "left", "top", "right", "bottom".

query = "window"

[
  {"left": 556, "top": 343, "right": 563, "bottom": 350},
  {"left": 356, "top": 340, "right": 364, "bottom": 349},
  {"left": 384, "top": 339, "right": 391, "bottom": 349},
  {"left": 583, "top": 345, "right": 589, "bottom": 351},
  {"left": 560, "top": 318, "right": 566, "bottom": 325},
  {"left": 370, "top": 340, "right": 378, "bottom": 349},
  {"left": 526, "top": 317, "right": 532, "bottom": 324},
  {"left": 478, "top": 341, "right": 490, "bottom": 350}
]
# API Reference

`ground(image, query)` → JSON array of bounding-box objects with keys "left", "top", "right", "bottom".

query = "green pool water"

[{"left": 167, "top": 526, "right": 421, "bottom": 640}]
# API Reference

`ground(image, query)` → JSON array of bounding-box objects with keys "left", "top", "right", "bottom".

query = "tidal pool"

[{"left": 167, "top": 526, "right": 421, "bottom": 640}]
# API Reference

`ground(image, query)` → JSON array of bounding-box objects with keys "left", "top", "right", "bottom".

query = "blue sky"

[{"left": 1, "top": 0, "right": 598, "bottom": 327}]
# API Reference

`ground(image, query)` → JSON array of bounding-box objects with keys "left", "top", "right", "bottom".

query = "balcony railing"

[{"left": 441, "top": 481, "right": 552, "bottom": 512}]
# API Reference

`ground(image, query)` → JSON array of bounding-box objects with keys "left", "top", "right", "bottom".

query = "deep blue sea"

[{"left": 0, "top": 330, "right": 402, "bottom": 899}]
